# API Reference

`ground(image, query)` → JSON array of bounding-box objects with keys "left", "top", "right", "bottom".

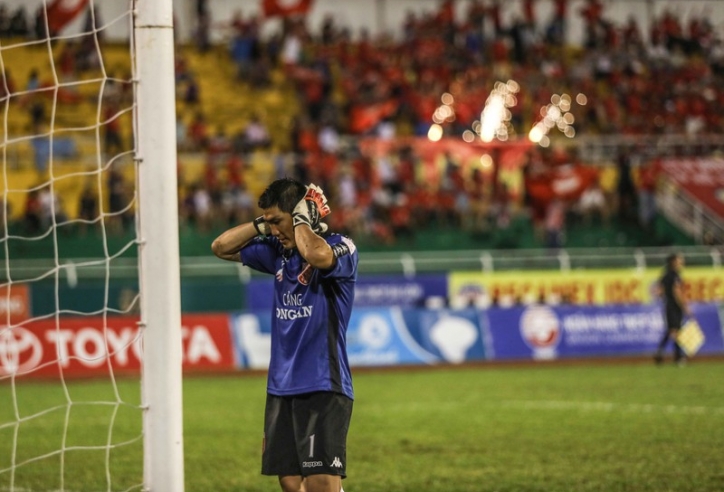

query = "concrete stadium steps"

[
  {"left": 178, "top": 150, "right": 277, "bottom": 200},
  {"left": 1, "top": 163, "right": 97, "bottom": 220},
  {"left": 177, "top": 45, "right": 298, "bottom": 148},
  {"left": 1, "top": 41, "right": 134, "bottom": 145}
]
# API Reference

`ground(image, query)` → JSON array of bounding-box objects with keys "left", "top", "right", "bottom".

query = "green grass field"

[{"left": 2, "top": 359, "right": 724, "bottom": 492}]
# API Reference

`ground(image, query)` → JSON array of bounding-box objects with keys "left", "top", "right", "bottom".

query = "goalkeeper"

[{"left": 212, "top": 178, "right": 356, "bottom": 492}]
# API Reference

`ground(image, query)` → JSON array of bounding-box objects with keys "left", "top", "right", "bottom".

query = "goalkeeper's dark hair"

[{"left": 258, "top": 178, "right": 306, "bottom": 214}]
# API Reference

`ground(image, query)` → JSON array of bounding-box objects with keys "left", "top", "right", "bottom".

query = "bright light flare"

[
  {"left": 480, "top": 154, "right": 493, "bottom": 169},
  {"left": 428, "top": 124, "right": 443, "bottom": 141},
  {"left": 476, "top": 79, "right": 519, "bottom": 143},
  {"left": 529, "top": 124, "right": 545, "bottom": 143},
  {"left": 480, "top": 93, "right": 506, "bottom": 142},
  {"left": 529, "top": 92, "right": 581, "bottom": 146},
  {"left": 506, "top": 80, "right": 520, "bottom": 93}
]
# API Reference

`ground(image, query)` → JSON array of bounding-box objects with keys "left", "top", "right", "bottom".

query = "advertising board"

[
  {"left": 484, "top": 303, "right": 724, "bottom": 360},
  {"left": 0, "top": 313, "right": 235, "bottom": 378},
  {"left": 230, "top": 307, "right": 488, "bottom": 369},
  {"left": 450, "top": 268, "right": 723, "bottom": 306},
  {"left": 232, "top": 303, "right": 723, "bottom": 367},
  {"left": 0, "top": 284, "right": 30, "bottom": 324},
  {"left": 247, "top": 274, "right": 448, "bottom": 309}
]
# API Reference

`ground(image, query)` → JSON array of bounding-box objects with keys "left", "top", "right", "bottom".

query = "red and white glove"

[{"left": 292, "top": 183, "right": 331, "bottom": 232}]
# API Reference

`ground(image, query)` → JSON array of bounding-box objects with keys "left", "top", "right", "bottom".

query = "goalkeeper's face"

[{"left": 262, "top": 206, "right": 296, "bottom": 250}]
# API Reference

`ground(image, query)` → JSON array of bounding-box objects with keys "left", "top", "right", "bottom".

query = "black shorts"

[{"left": 262, "top": 391, "right": 353, "bottom": 478}]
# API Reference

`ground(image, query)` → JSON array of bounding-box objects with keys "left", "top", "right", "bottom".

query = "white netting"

[{"left": 0, "top": 2, "right": 144, "bottom": 490}]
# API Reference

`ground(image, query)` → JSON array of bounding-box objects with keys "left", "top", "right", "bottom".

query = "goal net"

[{"left": 0, "top": 1, "right": 183, "bottom": 491}]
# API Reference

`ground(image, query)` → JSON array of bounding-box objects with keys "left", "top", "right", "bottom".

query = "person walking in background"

[
  {"left": 654, "top": 253, "right": 690, "bottom": 366},
  {"left": 211, "top": 178, "right": 356, "bottom": 492}
]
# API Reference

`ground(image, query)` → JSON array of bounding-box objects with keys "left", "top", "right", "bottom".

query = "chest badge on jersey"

[{"left": 297, "top": 262, "right": 313, "bottom": 285}]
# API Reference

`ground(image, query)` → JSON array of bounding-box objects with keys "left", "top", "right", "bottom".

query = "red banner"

[
  {"left": 0, "top": 284, "right": 30, "bottom": 324},
  {"left": 660, "top": 157, "right": 724, "bottom": 220},
  {"left": 359, "top": 137, "right": 531, "bottom": 199},
  {"left": 525, "top": 163, "right": 599, "bottom": 204},
  {"left": 262, "top": 0, "right": 313, "bottom": 17},
  {"left": 0, "top": 314, "right": 235, "bottom": 379}
]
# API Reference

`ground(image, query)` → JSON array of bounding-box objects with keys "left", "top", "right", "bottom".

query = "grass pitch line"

[{"left": 502, "top": 400, "right": 724, "bottom": 415}]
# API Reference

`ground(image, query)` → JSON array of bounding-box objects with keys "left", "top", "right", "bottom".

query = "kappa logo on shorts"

[
  {"left": 330, "top": 457, "right": 343, "bottom": 468},
  {"left": 302, "top": 461, "right": 323, "bottom": 468}
]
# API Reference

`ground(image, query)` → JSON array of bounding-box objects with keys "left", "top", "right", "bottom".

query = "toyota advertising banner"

[{"left": 0, "top": 314, "right": 235, "bottom": 378}]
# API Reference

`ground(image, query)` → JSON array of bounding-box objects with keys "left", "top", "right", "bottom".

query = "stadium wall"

[
  {"left": 5, "top": 268, "right": 722, "bottom": 378},
  {"left": 3, "top": 303, "right": 722, "bottom": 379},
  {"left": 22, "top": 266, "right": 723, "bottom": 318}
]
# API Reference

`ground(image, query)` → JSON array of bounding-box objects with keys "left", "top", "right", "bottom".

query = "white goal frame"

[{"left": 134, "top": 0, "right": 185, "bottom": 491}]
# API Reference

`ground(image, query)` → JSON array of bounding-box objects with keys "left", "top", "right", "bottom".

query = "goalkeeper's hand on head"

[{"left": 292, "top": 183, "right": 331, "bottom": 233}]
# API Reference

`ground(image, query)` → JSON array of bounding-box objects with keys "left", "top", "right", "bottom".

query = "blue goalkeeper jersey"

[{"left": 240, "top": 233, "right": 357, "bottom": 399}]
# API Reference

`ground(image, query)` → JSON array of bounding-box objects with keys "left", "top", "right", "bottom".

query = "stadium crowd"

[
  {"left": 172, "top": 0, "right": 723, "bottom": 248},
  {"left": 7, "top": 0, "right": 723, "bottom": 249}
]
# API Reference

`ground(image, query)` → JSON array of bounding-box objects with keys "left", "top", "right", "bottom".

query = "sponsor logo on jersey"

[
  {"left": 302, "top": 461, "right": 323, "bottom": 468},
  {"left": 276, "top": 305, "right": 314, "bottom": 320},
  {"left": 331, "top": 457, "right": 343, "bottom": 468},
  {"left": 298, "top": 262, "right": 313, "bottom": 285}
]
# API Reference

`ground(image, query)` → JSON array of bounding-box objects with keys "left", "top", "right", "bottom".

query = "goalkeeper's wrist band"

[
  {"left": 292, "top": 213, "right": 312, "bottom": 229},
  {"left": 253, "top": 216, "right": 270, "bottom": 236}
]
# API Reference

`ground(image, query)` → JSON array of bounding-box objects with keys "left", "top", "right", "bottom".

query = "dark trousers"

[
  {"left": 656, "top": 328, "right": 684, "bottom": 361},
  {"left": 657, "top": 309, "right": 685, "bottom": 362}
]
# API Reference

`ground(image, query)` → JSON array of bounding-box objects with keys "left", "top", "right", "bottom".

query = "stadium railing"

[{"left": 2, "top": 245, "right": 721, "bottom": 283}]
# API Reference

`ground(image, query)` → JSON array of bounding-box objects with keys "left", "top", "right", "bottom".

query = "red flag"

[
  {"left": 262, "top": 0, "right": 314, "bottom": 18},
  {"left": 45, "top": 0, "right": 90, "bottom": 35},
  {"left": 525, "top": 164, "right": 599, "bottom": 203},
  {"left": 349, "top": 100, "right": 398, "bottom": 134}
]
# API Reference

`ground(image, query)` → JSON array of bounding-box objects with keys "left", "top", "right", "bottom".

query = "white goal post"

[{"left": 134, "top": 0, "right": 185, "bottom": 490}]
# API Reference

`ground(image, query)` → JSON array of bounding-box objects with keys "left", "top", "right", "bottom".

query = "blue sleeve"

[
  {"left": 239, "top": 236, "right": 282, "bottom": 275},
  {"left": 320, "top": 235, "right": 358, "bottom": 280}
]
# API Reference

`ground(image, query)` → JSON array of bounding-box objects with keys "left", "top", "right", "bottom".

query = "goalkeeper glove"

[
  {"left": 253, "top": 216, "right": 270, "bottom": 236},
  {"left": 292, "top": 183, "right": 331, "bottom": 231}
]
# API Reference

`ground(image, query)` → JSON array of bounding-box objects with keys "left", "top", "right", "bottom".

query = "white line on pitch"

[{"left": 501, "top": 400, "right": 724, "bottom": 415}]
